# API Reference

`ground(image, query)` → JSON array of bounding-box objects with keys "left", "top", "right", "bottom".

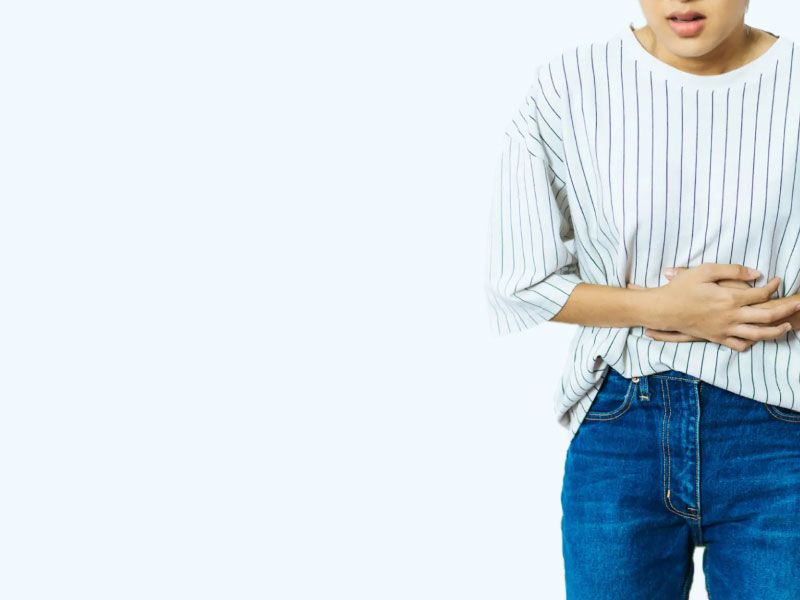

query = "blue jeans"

[{"left": 561, "top": 366, "right": 800, "bottom": 599}]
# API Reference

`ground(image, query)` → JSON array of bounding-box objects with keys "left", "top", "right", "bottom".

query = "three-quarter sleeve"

[{"left": 484, "top": 63, "right": 583, "bottom": 337}]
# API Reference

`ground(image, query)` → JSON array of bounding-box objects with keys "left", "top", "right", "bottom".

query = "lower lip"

[{"left": 667, "top": 17, "right": 706, "bottom": 37}]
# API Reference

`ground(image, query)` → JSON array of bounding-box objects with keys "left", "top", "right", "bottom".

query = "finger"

[
  {"left": 729, "top": 276, "right": 781, "bottom": 306},
  {"left": 716, "top": 279, "right": 754, "bottom": 289},
  {"left": 644, "top": 329, "right": 701, "bottom": 342},
  {"left": 728, "top": 321, "right": 793, "bottom": 341},
  {"left": 696, "top": 263, "right": 761, "bottom": 283},
  {"left": 645, "top": 328, "right": 703, "bottom": 341},
  {"left": 721, "top": 336, "right": 756, "bottom": 352},
  {"left": 736, "top": 300, "right": 800, "bottom": 324},
  {"left": 627, "top": 283, "right": 644, "bottom": 289}
]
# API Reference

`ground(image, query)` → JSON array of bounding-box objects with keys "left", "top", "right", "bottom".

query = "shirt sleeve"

[{"left": 484, "top": 62, "right": 583, "bottom": 337}]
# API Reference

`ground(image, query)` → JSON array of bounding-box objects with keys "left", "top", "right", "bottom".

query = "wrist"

[{"left": 633, "top": 287, "right": 669, "bottom": 330}]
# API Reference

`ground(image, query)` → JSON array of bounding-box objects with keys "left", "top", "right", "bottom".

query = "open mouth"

[
  {"left": 666, "top": 11, "right": 706, "bottom": 35},
  {"left": 667, "top": 11, "right": 706, "bottom": 22}
]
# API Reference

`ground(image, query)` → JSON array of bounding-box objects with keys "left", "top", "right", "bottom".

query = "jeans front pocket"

[
  {"left": 764, "top": 402, "right": 800, "bottom": 423},
  {"left": 584, "top": 367, "right": 636, "bottom": 421}
]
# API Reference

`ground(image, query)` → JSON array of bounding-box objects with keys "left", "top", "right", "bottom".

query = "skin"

[
  {"left": 552, "top": 267, "right": 800, "bottom": 352},
  {"left": 634, "top": 0, "right": 777, "bottom": 79},
  {"left": 550, "top": 1, "right": 800, "bottom": 352},
  {"left": 627, "top": 270, "right": 800, "bottom": 348}
]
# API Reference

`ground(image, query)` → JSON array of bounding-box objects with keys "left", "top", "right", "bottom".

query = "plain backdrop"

[{"left": 0, "top": 1, "right": 791, "bottom": 598}]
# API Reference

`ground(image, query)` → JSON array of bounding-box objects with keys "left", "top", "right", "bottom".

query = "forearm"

[{"left": 549, "top": 282, "right": 662, "bottom": 329}]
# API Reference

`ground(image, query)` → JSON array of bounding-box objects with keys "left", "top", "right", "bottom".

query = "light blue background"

[{"left": 0, "top": 1, "right": 788, "bottom": 598}]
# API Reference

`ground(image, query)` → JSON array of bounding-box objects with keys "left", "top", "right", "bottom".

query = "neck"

[{"left": 633, "top": 23, "right": 764, "bottom": 76}]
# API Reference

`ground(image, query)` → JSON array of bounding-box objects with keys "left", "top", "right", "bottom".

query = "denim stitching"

[
  {"left": 583, "top": 379, "right": 635, "bottom": 421},
  {"left": 662, "top": 378, "right": 701, "bottom": 520},
  {"left": 764, "top": 402, "right": 800, "bottom": 422},
  {"left": 694, "top": 381, "right": 703, "bottom": 537},
  {"left": 661, "top": 379, "right": 668, "bottom": 510},
  {"left": 652, "top": 375, "right": 700, "bottom": 383}
]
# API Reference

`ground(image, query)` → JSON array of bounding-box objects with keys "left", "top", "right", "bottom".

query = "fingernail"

[
  {"left": 749, "top": 268, "right": 761, "bottom": 277},
  {"left": 663, "top": 267, "right": 677, "bottom": 277},
  {"left": 795, "top": 302, "right": 800, "bottom": 310}
]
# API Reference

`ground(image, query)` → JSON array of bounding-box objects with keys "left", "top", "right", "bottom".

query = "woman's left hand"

[{"left": 627, "top": 267, "right": 800, "bottom": 342}]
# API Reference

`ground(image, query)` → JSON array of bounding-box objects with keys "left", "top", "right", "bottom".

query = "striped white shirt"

[{"left": 484, "top": 23, "right": 799, "bottom": 438}]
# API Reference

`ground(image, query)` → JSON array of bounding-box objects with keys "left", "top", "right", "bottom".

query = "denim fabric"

[{"left": 561, "top": 365, "right": 800, "bottom": 599}]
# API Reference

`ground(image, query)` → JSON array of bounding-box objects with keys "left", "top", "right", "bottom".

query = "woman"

[{"left": 484, "top": 1, "right": 800, "bottom": 598}]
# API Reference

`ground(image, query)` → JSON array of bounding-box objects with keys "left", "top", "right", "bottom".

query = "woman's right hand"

[{"left": 636, "top": 263, "right": 800, "bottom": 352}]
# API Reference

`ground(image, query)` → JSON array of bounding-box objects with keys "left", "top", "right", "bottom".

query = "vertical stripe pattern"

[{"left": 484, "top": 25, "right": 800, "bottom": 439}]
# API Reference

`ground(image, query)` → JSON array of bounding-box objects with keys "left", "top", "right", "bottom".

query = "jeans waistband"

[
  {"left": 647, "top": 369, "right": 700, "bottom": 383},
  {"left": 611, "top": 367, "right": 700, "bottom": 400}
]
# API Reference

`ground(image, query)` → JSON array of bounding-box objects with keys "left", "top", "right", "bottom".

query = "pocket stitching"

[
  {"left": 764, "top": 402, "right": 800, "bottom": 422},
  {"left": 584, "top": 378, "right": 635, "bottom": 421}
]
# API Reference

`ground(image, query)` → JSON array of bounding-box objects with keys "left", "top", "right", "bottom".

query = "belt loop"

[{"left": 633, "top": 373, "right": 649, "bottom": 401}]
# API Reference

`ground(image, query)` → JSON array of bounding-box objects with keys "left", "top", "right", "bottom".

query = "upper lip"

[{"left": 667, "top": 10, "right": 705, "bottom": 19}]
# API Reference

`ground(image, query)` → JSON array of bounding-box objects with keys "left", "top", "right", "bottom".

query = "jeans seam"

[
  {"left": 681, "top": 562, "right": 693, "bottom": 599},
  {"left": 694, "top": 381, "right": 703, "bottom": 542},
  {"left": 662, "top": 378, "right": 701, "bottom": 521},
  {"left": 652, "top": 375, "right": 700, "bottom": 383}
]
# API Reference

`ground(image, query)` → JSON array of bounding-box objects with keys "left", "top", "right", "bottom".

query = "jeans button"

[{"left": 632, "top": 376, "right": 640, "bottom": 383}]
